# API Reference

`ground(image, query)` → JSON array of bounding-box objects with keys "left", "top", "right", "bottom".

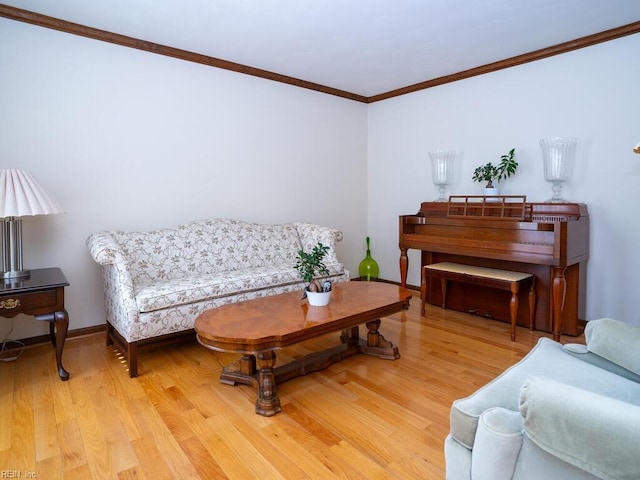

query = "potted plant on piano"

[
  {"left": 472, "top": 148, "right": 518, "bottom": 197},
  {"left": 294, "top": 242, "right": 333, "bottom": 306}
]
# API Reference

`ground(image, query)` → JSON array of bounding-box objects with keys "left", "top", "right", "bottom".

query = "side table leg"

[
  {"left": 255, "top": 351, "right": 281, "bottom": 417},
  {"left": 36, "top": 309, "right": 70, "bottom": 381}
]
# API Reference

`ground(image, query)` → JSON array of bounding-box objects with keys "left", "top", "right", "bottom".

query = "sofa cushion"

[
  {"left": 450, "top": 337, "right": 640, "bottom": 450},
  {"left": 134, "top": 263, "right": 346, "bottom": 313},
  {"left": 112, "top": 219, "right": 304, "bottom": 285},
  {"left": 210, "top": 220, "right": 303, "bottom": 271}
]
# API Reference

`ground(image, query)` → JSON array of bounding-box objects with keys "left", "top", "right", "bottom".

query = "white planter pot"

[
  {"left": 484, "top": 186, "right": 499, "bottom": 196},
  {"left": 306, "top": 290, "right": 331, "bottom": 306},
  {"left": 484, "top": 186, "right": 501, "bottom": 201}
]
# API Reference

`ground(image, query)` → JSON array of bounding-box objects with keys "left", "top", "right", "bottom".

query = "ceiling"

[{"left": 3, "top": 0, "right": 640, "bottom": 99}]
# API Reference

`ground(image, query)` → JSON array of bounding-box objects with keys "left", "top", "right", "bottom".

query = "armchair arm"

[
  {"left": 585, "top": 318, "right": 640, "bottom": 376},
  {"left": 519, "top": 377, "right": 640, "bottom": 480},
  {"left": 471, "top": 407, "right": 523, "bottom": 480}
]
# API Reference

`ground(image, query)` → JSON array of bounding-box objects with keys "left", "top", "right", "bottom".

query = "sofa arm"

[
  {"left": 295, "top": 222, "right": 343, "bottom": 264},
  {"left": 87, "top": 231, "right": 124, "bottom": 266},
  {"left": 86, "top": 232, "right": 138, "bottom": 335},
  {"left": 520, "top": 377, "right": 640, "bottom": 480}
]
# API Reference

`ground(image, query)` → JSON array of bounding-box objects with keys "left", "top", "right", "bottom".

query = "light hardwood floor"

[{"left": 0, "top": 298, "right": 581, "bottom": 479}]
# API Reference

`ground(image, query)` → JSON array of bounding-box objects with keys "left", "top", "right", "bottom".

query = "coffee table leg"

[
  {"left": 255, "top": 350, "right": 282, "bottom": 417},
  {"left": 340, "top": 326, "right": 360, "bottom": 346},
  {"left": 220, "top": 354, "right": 257, "bottom": 386},
  {"left": 359, "top": 319, "right": 400, "bottom": 360}
]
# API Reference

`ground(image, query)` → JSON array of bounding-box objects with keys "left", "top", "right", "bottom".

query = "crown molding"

[
  {"left": 367, "top": 21, "right": 640, "bottom": 103},
  {"left": 0, "top": 4, "right": 368, "bottom": 103},
  {"left": 1, "top": 4, "right": 639, "bottom": 104}
]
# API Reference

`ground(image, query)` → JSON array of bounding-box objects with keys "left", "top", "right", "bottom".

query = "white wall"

[
  {"left": 0, "top": 19, "right": 368, "bottom": 340},
  {"left": 2, "top": 19, "right": 639, "bottom": 342},
  {"left": 368, "top": 33, "right": 640, "bottom": 325}
]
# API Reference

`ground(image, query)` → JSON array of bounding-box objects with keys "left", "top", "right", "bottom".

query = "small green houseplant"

[
  {"left": 294, "top": 242, "right": 332, "bottom": 305},
  {"left": 472, "top": 148, "right": 518, "bottom": 188}
]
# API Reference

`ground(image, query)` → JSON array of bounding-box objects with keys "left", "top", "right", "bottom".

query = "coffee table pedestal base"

[{"left": 219, "top": 321, "right": 399, "bottom": 416}]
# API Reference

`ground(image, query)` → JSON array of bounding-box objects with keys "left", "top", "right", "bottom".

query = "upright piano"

[{"left": 399, "top": 196, "right": 589, "bottom": 340}]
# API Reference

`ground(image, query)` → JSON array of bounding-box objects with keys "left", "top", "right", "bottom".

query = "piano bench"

[{"left": 421, "top": 262, "right": 536, "bottom": 341}]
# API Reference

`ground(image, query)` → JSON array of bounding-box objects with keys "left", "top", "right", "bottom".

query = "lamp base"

[
  {"left": 2, "top": 269, "right": 30, "bottom": 280},
  {"left": 544, "top": 181, "right": 567, "bottom": 203},
  {"left": 2, "top": 218, "right": 30, "bottom": 281}
]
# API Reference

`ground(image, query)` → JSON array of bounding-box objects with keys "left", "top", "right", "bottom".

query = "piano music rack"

[{"left": 447, "top": 195, "right": 529, "bottom": 220}]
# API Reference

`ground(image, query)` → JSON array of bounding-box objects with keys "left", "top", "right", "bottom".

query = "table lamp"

[
  {"left": 429, "top": 149, "right": 455, "bottom": 202},
  {"left": 0, "top": 169, "right": 64, "bottom": 279},
  {"left": 540, "top": 137, "right": 576, "bottom": 203}
]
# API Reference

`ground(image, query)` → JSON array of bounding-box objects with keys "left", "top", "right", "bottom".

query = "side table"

[{"left": 0, "top": 267, "right": 70, "bottom": 381}]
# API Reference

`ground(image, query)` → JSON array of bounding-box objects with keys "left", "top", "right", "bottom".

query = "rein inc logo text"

[{"left": 1, "top": 472, "right": 38, "bottom": 478}]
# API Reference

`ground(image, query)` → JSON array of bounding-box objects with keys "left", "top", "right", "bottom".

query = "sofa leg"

[
  {"left": 106, "top": 322, "right": 140, "bottom": 377},
  {"left": 106, "top": 321, "right": 114, "bottom": 346},
  {"left": 128, "top": 342, "right": 139, "bottom": 378}
]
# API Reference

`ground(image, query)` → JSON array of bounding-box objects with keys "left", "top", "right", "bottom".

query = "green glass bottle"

[{"left": 358, "top": 236, "right": 379, "bottom": 281}]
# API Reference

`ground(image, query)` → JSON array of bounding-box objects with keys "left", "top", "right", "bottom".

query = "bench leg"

[
  {"left": 421, "top": 270, "right": 448, "bottom": 314},
  {"left": 510, "top": 284, "right": 520, "bottom": 342},
  {"left": 528, "top": 278, "right": 536, "bottom": 331},
  {"left": 421, "top": 267, "right": 427, "bottom": 316},
  {"left": 441, "top": 278, "right": 447, "bottom": 309}
]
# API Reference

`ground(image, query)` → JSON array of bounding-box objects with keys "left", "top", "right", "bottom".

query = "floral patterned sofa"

[{"left": 87, "top": 218, "right": 350, "bottom": 377}]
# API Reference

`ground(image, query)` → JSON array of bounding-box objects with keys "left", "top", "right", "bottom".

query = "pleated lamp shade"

[
  {"left": 1, "top": 169, "right": 64, "bottom": 279},
  {"left": 0, "top": 169, "right": 64, "bottom": 217}
]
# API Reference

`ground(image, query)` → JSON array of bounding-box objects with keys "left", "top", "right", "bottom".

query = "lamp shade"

[{"left": 0, "top": 169, "right": 64, "bottom": 218}]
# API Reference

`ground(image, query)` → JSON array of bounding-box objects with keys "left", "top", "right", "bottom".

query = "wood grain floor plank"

[
  {"left": 0, "top": 358, "right": 15, "bottom": 451},
  {"left": 178, "top": 435, "right": 229, "bottom": 480},
  {"left": 67, "top": 376, "right": 117, "bottom": 479},
  {"left": 125, "top": 394, "right": 201, "bottom": 480},
  {"left": 82, "top": 372, "right": 140, "bottom": 473},
  {"left": 5, "top": 355, "right": 37, "bottom": 473},
  {"left": 37, "top": 453, "right": 63, "bottom": 480},
  {"left": 186, "top": 411, "right": 272, "bottom": 479},
  {"left": 327, "top": 440, "right": 392, "bottom": 479},
  {"left": 32, "top": 372, "right": 61, "bottom": 462},
  {"left": 129, "top": 435, "right": 174, "bottom": 480},
  {"left": 58, "top": 418, "right": 88, "bottom": 473}
]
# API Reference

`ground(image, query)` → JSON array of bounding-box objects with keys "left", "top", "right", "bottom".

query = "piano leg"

[
  {"left": 551, "top": 267, "right": 567, "bottom": 342},
  {"left": 400, "top": 248, "right": 408, "bottom": 287}
]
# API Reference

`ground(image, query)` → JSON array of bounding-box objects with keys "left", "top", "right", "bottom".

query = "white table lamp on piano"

[
  {"left": 429, "top": 149, "right": 455, "bottom": 202},
  {"left": 540, "top": 137, "right": 576, "bottom": 203},
  {"left": 0, "top": 169, "right": 64, "bottom": 279}
]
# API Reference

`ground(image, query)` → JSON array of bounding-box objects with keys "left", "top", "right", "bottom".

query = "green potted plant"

[
  {"left": 472, "top": 148, "right": 518, "bottom": 195},
  {"left": 293, "top": 242, "right": 332, "bottom": 306}
]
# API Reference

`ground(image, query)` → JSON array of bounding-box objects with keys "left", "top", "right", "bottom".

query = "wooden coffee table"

[{"left": 194, "top": 282, "right": 412, "bottom": 416}]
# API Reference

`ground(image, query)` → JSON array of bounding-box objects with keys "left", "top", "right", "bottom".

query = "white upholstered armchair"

[{"left": 445, "top": 318, "right": 640, "bottom": 480}]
